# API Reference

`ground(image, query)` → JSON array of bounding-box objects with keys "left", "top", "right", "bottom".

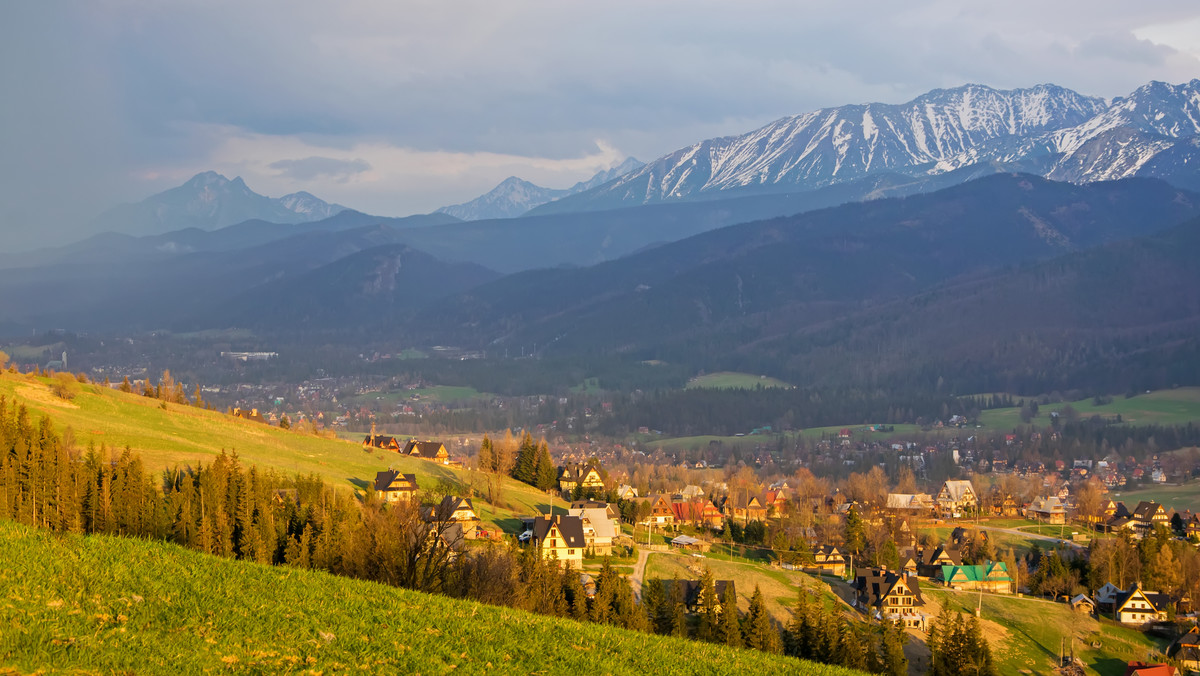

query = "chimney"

[{"left": 371, "top": 421, "right": 377, "bottom": 443}]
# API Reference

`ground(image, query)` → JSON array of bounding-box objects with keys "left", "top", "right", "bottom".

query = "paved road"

[{"left": 628, "top": 548, "right": 651, "bottom": 601}]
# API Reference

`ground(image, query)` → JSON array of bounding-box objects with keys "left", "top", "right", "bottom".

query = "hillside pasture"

[
  {"left": 1110, "top": 483, "right": 1200, "bottom": 514},
  {"left": 977, "top": 388, "right": 1200, "bottom": 430},
  {"left": 0, "top": 522, "right": 858, "bottom": 675},
  {"left": 685, "top": 371, "right": 792, "bottom": 390},
  {"left": 0, "top": 372, "right": 551, "bottom": 532}
]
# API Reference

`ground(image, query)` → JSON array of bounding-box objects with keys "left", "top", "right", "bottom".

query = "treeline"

[
  {"left": 600, "top": 388, "right": 976, "bottom": 437},
  {"left": 0, "top": 396, "right": 908, "bottom": 671}
]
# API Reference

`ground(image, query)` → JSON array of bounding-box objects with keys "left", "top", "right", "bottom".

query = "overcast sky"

[{"left": 3, "top": 1, "right": 1200, "bottom": 251}]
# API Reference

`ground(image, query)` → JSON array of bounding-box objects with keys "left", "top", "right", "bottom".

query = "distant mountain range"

[
  {"left": 436, "top": 158, "right": 643, "bottom": 220},
  {"left": 535, "top": 80, "right": 1200, "bottom": 213},
  {"left": 89, "top": 171, "right": 348, "bottom": 237}
]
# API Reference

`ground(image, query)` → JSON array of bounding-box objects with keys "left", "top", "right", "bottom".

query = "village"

[{"left": 364, "top": 427, "right": 1200, "bottom": 676}]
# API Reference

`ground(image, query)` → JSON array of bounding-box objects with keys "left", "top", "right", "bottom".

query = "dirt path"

[{"left": 629, "top": 548, "right": 652, "bottom": 601}]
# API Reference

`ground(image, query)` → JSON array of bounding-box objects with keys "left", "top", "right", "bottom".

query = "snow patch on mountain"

[{"left": 436, "top": 158, "right": 644, "bottom": 220}]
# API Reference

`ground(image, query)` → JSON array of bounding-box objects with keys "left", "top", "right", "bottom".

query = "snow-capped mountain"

[
  {"left": 437, "top": 158, "right": 643, "bottom": 220},
  {"left": 90, "top": 171, "right": 347, "bottom": 237},
  {"left": 548, "top": 80, "right": 1200, "bottom": 212}
]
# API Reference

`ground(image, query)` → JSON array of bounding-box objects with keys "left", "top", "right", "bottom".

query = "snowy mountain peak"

[
  {"left": 436, "top": 159, "right": 644, "bottom": 221},
  {"left": 549, "top": 80, "right": 1199, "bottom": 213}
]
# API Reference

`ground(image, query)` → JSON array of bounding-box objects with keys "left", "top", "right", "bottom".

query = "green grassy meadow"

[
  {"left": 0, "top": 371, "right": 551, "bottom": 532},
  {"left": 925, "top": 588, "right": 1167, "bottom": 676},
  {"left": 1110, "top": 483, "right": 1200, "bottom": 514},
  {"left": 685, "top": 371, "right": 792, "bottom": 390},
  {"left": 0, "top": 522, "right": 859, "bottom": 675},
  {"left": 977, "top": 388, "right": 1200, "bottom": 430},
  {"left": 644, "top": 552, "right": 837, "bottom": 624}
]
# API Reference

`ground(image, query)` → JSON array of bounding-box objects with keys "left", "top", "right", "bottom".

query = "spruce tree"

[
  {"left": 880, "top": 620, "right": 909, "bottom": 676},
  {"left": 718, "top": 582, "right": 742, "bottom": 647},
  {"left": 743, "top": 585, "right": 780, "bottom": 653},
  {"left": 534, "top": 440, "right": 556, "bottom": 491},
  {"left": 477, "top": 434, "right": 494, "bottom": 473},
  {"left": 696, "top": 569, "right": 720, "bottom": 642},
  {"left": 643, "top": 577, "right": 667, "bottom": 633}
]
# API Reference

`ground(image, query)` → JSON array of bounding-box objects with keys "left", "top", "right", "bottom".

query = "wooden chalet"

[
  {"left": 422, "top": 496, "right": 481, "bottom": 538},
  {"left": 363, "top": 424, "right": 401, "bottom": 451},
  {"left": 404, "top": 439, "right": 450, "bottom": 465},
  {"left": 232, "top": 407, "right": 267, "bottom": 424},
  {"left": 990, "top": 491, "right": 1019, "bottom": 517},
  {"left": 918, "top": 544, "right": 962, "bottom": 578},
  {"left": 374, "top": 470, "right": 418, "bottom": 503},
  {"left": 615, "top": 484, "right": 638, "bottom": 500},
  {"left": 854, "top": 568, "right": 926, "bottom": 629},
  {"left": 807, "top": 545, "right": 846, "bottom": 577},
  {"left": 1112, "top": 582, "right": 1168, "bottom": 626},
  {"left": 1027, "top": 496, "right": 1067, "bottom": 525},
  {"left": 1187, "top": 513, "right": 1200, "bottom": 540},
  {"left": 885, "top": 493, "right": 935, "bottom": 517},
  {"left": 530, "top": 514, "right": 586, "bottom": 569},
  {"left": 936, "top": 480, "right": 978, "bottom": 517},
  {"left": 558, "top": 463, "right": 605, "bottom": 493},
  {"left": 1070, "top": 593, "right": 1097, "bottom": 614},
  {"left": 1167, "top": 625, "right": 1200, "bottom": 673},
  {"left": 569, "top": 500, "right": 621, "bottom": 523},
  {"left": 637, "top": 494, "right": 676, "bottom": 527},
  {"left": 1132, "top": 501, "right": 1169, "bottom": 531},
  {"left": 723, "top": 495, "right": 767, "bottom": 523}
]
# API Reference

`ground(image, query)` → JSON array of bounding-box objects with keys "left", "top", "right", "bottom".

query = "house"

[
  {"left": 363, "top": 424, "right": 401, "bottom": 451},
  {"left": 724, "top": 495, "right": 767, "bottom": 523},
  {"left": 1122, "top": 662, "right": 1179, "bottom": 676},
  {"left": 403, "top": 440, "right": 450, "bottom": 465},
  {"left": 615, "top": 484, "right": 638, "bottom": 500},
  {"left": 1188, "top": 513, "right": 1200, "bottom": 540},
  {"left": 1095, "top": 582, "right": 1124, "bottom": 606},
  {"left": 374, "top": 470, "right": 419, "bottom": 503},
  {"left": 559, "top": 463, "right": 605, "bottom": 493},
  {"left": 568, "top": 507, "right": 618, "bottom": 555},
  {"left": 530, "top": 514, "right": 586, "bottom": 569},
  {"left": 232, "top": 407, "right": 267, "bottom": 424},
  {"left": 940, "top": 561, "right": 1012, "bottom": 594},
  {"left": 1167, "top": 625, "right": 1200, "bottom": 673},
  {"left": 1070, "top": 594, "right": 1096, "bottom": 614},
  {"left": 677, "top": 485, "right": 705, "bottom": 501},
  {"left": 991, "top": 492, "right": 1019, "bottom": 517},
  {"left": 1113, "top": 582, "right": 1168, "bottom": 626},
  {"left": 886, "top": 493, "right": 935, "bottom": 516},
  {"left": 570, "top": 500, "right": 621, "bottom": 524},
  {"left": 670, "top": 500, "right": 724, "bottom": 530},
  {"left": 936, "top": 480, "right": 978, "bottom": 516},
  {"left": 422, "top": 496, "right": 481, "bottom": 538},
  {"left": 636, "top": 494, "right": 676, "bottom": 527},
  {"left": 854, "top": 568, "right": 926, "bottom": 629},
  {"left": 918, "top": 545, "right": 962, "bottom": 578},
  {"left": 1027, "top": 496, "right": 1067, "bottom": 524},
  {"left": 764, "top": 490, "right": 790, "bottom": 518},
  {"left": 1132, "top": 501, "right": 1170, "bottom": 531},
  {"left": 807, "top": 545, "right": 846, "bottom": 577}
]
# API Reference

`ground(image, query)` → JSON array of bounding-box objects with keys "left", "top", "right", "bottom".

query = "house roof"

[
  {"left": 886, "top": 493, "right": 933, "bottom": 510},
  {"left": 373, "top": 470, "right": 418, "bottom": 492},
  {"left": 941, "top": 562, "right": 1011, "bottom": 583},
  {"left": 364, "top": 434, "right": 399, "bottom": 448},
  {"left": 1114, "top": 583, "right": 1161, "bottom": 614},
  {"left": 568, "top": 508, "right": 618, "bottom": 539},
  {"left": 920, "top": 545, "right": 962, "bottom": 567},
  {"left": 532, "top": 514, "right": 586, "bottom": 549},
  {"left": 404, "top": 440, "right": 446, "bottom": 458},
  {"left": 940, "top": 480, "right": 976, "bottom": 501},
  {"left": 1133, "top": 501, "right": 1165, "bottom": 520},
  {"left": 1122, "top": 662, "right": 1178, "bottom": 676}
]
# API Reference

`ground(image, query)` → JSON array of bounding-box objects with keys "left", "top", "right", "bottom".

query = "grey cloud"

[{"left": 269, "top": 157, "right": 372, "bottom": 182}]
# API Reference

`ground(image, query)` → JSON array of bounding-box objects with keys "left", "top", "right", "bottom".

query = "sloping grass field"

[
  {"left": 0, "top": 522, "right": 859, "bottom": 675},
  {"left": 978, "top": 388, "right": 1200, "bottom": 429},
  {"left": 685, "top": 371, "right": 792, "bottom": 390},
  {"left": 925, "top": 588, "right": 1167, "bottom": 676},
  {"left": 0, "top": 371, "right": 550, "bottom": 532},
  {"left": 1110, "top": 483, "right": 1200, "bottom": 514}
]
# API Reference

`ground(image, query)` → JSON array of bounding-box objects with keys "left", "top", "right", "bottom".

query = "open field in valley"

[{"left": 1109, "top": 483, "right": 1200, "bottom": 514}]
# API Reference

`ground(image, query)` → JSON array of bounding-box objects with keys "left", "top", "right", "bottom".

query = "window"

[{"left": 569, "top": 549, "right": 575, "bottom": 555}]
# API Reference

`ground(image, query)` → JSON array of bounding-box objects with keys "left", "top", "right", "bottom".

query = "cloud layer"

[{"left": 2, "top": 1, "right": 1199, "bottom": 250}]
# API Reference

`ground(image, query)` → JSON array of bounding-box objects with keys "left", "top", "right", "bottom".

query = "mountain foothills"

[
  {"left": 536, "top": 79, "right": 1200, "bottom": 213},
  {"left": 0, "top": 79, "right": 1199, "bottom": 395}
]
